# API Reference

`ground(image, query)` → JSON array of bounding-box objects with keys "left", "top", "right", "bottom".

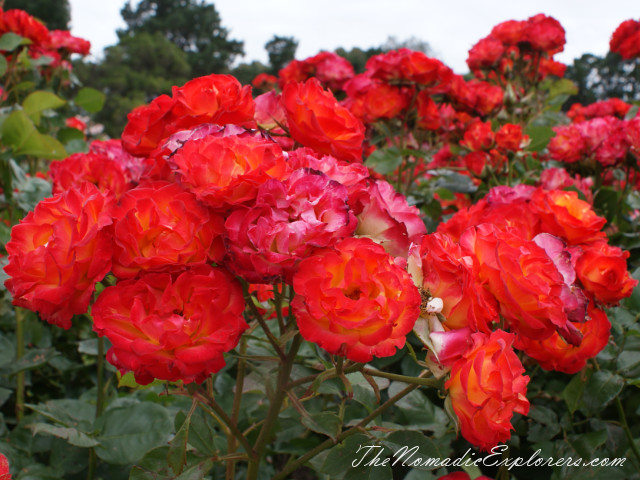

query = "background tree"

[
  {"left": 2, "top": 0, "right": 70, "bottom": 29},
  {"left": 74, "top": 32, "right": 191, "bottom": 137},
  {"left": 265, "top": 35, "right": 298, "bottom": 74},
  {"left": 565, "top": 52, "right": 640, "bottom": 105},
  {"left": 119, "top": 0, "right": 244, "bottom": 76}
]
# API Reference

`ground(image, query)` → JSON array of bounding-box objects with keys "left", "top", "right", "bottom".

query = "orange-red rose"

[
  {"left": 282, "top": 78, "right": 365, "bottom": 162},
  {"left": 291, "top": 237, "right": 421, "bottom": 362},
  {"left": 92, "top": 265, "right": 247, "bottom": 385},
  {"left": 575, "top": 241, "right": 638, "bottom": 305},
  {"left": 4, "top": 183, "right": 115, "bottom": 328},
  {"left": 446, "top": 330, "right": 530, "bottom": 451},
  {"left": 112, "top": 181, "right": 224, "bottom": 279}
]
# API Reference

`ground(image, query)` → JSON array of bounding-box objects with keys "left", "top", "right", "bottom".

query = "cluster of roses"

[
  {"left": 4, "top": 72, "right": 433, "bottom": 386},
  {"left": 610, "top": 18, "right": 640, "bottom": 59},
  {"left": 548, "top": 107, "right": 640, "bottom": 168},
  {"left": 408, "top": 183, "right": 637, "bottom": 449},
  {"left": 0, "top": 8, "right": 90, "bottom": 72},
  {"left": 466, "top": 13, "right": 567, "bottom": 84}
]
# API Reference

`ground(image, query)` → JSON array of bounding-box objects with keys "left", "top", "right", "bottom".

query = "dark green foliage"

[
  {"left": 3, "top": 0, "right": 70, "bottom": 30},
  {"left": 119, "top": 0, "right": 244, "bottom": 76}
]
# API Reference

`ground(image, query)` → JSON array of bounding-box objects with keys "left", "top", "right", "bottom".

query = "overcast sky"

[{"left": 68, "top": 0, "right": 638, "bottom": 74}]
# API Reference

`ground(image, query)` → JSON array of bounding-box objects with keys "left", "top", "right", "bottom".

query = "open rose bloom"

[{"left": 3, "top": 11, "right": 640, "bottom": 468}]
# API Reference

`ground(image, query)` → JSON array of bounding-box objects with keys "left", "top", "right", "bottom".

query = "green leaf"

[
  {"left": 22, "top": 91, "right": 66, "bottom": 124},
  {"left": 74, "top": 87, "right": 106, "bottom": 113},
  {"left": 625, "top": 105, "right": 639, "bottom": 121},
  {"left": 319, "top": 433, "right": 374, "bottom": 479},
  {"left": 95, "top": 402, "right": 172, "bottom": 465},
  {"left": 563, "top": 373, "right": 588, "bottom": 414},
  {"left": 129, "top": 446, "right": 172, "bottom": 480},
  {"left": 388, "top": 382, "right": 449, "bottom": 437},
  {"left": 583, "top": 370, "right": 624, "bottom": 414},
  {"left": 618, "top": 351, "right": 640, "bottom": 377},
  {"left": 622, "top": 268, "right": 640, "bottom": 311},
  {"left": 382, "top": 430, "right": 452, "bottom": 471},
  {"left": 301, "top": 412, "right": 341, "bottom": 442},
  {"left": 0, "top": 32, "right": 28, "bottom": 52},
  {"left": 29, "top": 423, "right": 99, "bottom": 448},
  {"left": 594, "top": 187, "right": 620, "bottom": 223},
  {"left": 0, "top": 334, "right": 16, "bottom": 368},
  {"left": 569, "top": 429, "right": 608, "bottom": 459},
  {"left": 525, "top": 125, "right": 555, "bottom": 152},
  {"left": 3, "top": 347, "right": 58, "bottom": 374},
  {"left": 366, "top": 147, "right": 403, "bottom": 175},
  {"left": 1, "top": 109, "right": 36, "bottom": 149},
  {"left": 168, "top": 409, "right": 192, "bottom": 475},
  {"left": 16, "top": 132, "right": 67, "bottom": 160},
  {"left": 26, "top": 399, "right": 95, "bottom": 429}
]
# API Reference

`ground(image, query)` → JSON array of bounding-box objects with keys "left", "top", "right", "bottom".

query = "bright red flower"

[
  {"left": 467, "top": 37, "right": 505, "bottom": 71},
  {"left": 282, "top": 78, "right": 365, "bottom": 162},
  {"left": 438, "top": 473, "right": 494, "bottom": 480},
  {"left": 4, "top": 183, "right": 115, "bottom": 329},
  {"left": 525, "top": 14, "right": 566, "bottom": 54},
  {"left": 495, "top": 124, "right": 527, "bottom": 152},
  {"left": 112, "top": 181, "right": 225, "bottom": 279},
  {"left": 49, "top": 152, "right": 130, "bottom": 199},
  {"left": 517, "top": 303, "right": 611, "bottom": 374},
  {"left": 531, "top": 189, "right": 606, "bottom": 245},
  {"left": 92, "top": 265, "right": 247, "bottom": 385},
  {"left": 65, "top": 116, "right": 86, "bottom": 132},
  {"left": 254, "top": 90, "right": 287, "bottom": 130},
  {"left": 251, "top": 72, "right": 278, "bottom": 91},
  {"left": 461, "top": 120, "right": 494, "bottom": 151},
  {"left": 610, "top": 19, "right": 640, "bottom": 59},
  {"left": 343, "top": 74, "right": 412, "bottom": 123},
  {"left": 409, "top": 233, "right": 498, "bottom": 332},
  {"left": 575, "top": 241, "right": 638, "bottom": 305},
  {"left": 0, "top": 9, "right": 49, "bottom": 46},
  {"left": 121, "top": 74, "right": 255, "bottom": 156},
  {"left": 45, "top": 30, "right": 91, "bottom": 55},
  {"left": 0, "top": 452, "right": 10, "bottom": 480},
  {"left": 89, "top": 139, "right": 146, "bottom": 184},
  {"left": 460, "top": 224, "right": 578, "bottom": 344},
  {"left": 292, "top": 237, "right": 421, "bottom": 362},
  {"left": 366, "top": 49, "right": 453, "bottom": 90},
  {"left": 168, "top": 130, "right": 288, "bottom": 209},
  {"left": 224, "top": 169, "right": 357, "bottom": 283},
  {"left": 287, "top": 147, "right": 370, "bottom": 190},
  {"left": 446, "top": 330, "right": 529, "bottom": 451}
]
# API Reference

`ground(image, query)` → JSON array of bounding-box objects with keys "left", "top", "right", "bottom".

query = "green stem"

[
  {"left": 361, "top": 367, "right": 439, "bottom": 388},
  {"left": 15, "top": 307, "right": 25, "bottom": 422},
  {"left": 243, "top": 283, "right": 287, "bottom": 362},
  {"left": 95, "top": 336, "right": 105, "bottom": 417},
  {"left": 246, "top": 334, "right": 302, "bottom": 480},
  {"left": 272, "top": 380, "right": 421, "bottom": 480},
  {"left": 226, "top": 338, "right": 247, "bottom": 480},
  {"left": 615, "top": 395, "right": 640, "bottom": 471}
]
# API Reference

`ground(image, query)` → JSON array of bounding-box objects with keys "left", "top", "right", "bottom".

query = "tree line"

[{"left": 11, "top": 0, "right": 640, "bottom": 137}]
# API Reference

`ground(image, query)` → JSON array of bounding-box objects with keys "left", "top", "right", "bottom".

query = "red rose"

[
  {"left": 282, "top": 78, "right": 365, "bottom": 162},
  {"left": 410, "top": 233, "right": 498, "bottom": 332},
  {"left": 610, "top": 19, "right": 640, "bottom": 59},
  {"left": 49, "top": 152, "right": 130, "bottom": 199},
  {"left": 0, "top": 9, "right": 49, "bottom": 45},
  {"left": 112, "top": 181, "right": 225, "bottom": 279},
  {"left": 344, "top": 74, "right": 412, "bottom": 123},
  {"left": 0, "top": 452, "right": 10, "bottom": 480},
  {"left": 92, "top": 265, "right": 247, "bottom": 385},
  {"left": 45, "top": 30, "right": 91, "bottom": 55},
  {"left": 121, "top": 74, "right": 255, "bottom": 156},
  {"left": 531, "top": 189, "right": 606, "bottom": 245},
  {"left": 292, "top": 237, "right": 421, "bottom": 362},
  {"left": 460, "top": 224, "right": 577, "bottom": 344},
  {"left": 467, "top": 37, "right": 505, "bottom": 71},
  {"left": 575, "top": 241, "right": 638, "bottom": 305},
  {"left": 446, "top": 330, "right": 530, "bottom": 451},
  {"left": 517, "top": 303, "right": 611, "bottom": 374},
  {"left": 4, "top": 184, "right": 115, "bottom": 329},
  {"left": 525, "top": 14, "right": 566, "bottom": 54},
  {"left": 168, "top": 130, "right": 288, "bottom": 209}
]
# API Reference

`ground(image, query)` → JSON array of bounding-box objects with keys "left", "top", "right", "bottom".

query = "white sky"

[{"left": 68, "top": 0, "right": 639, "bottom": 74}]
